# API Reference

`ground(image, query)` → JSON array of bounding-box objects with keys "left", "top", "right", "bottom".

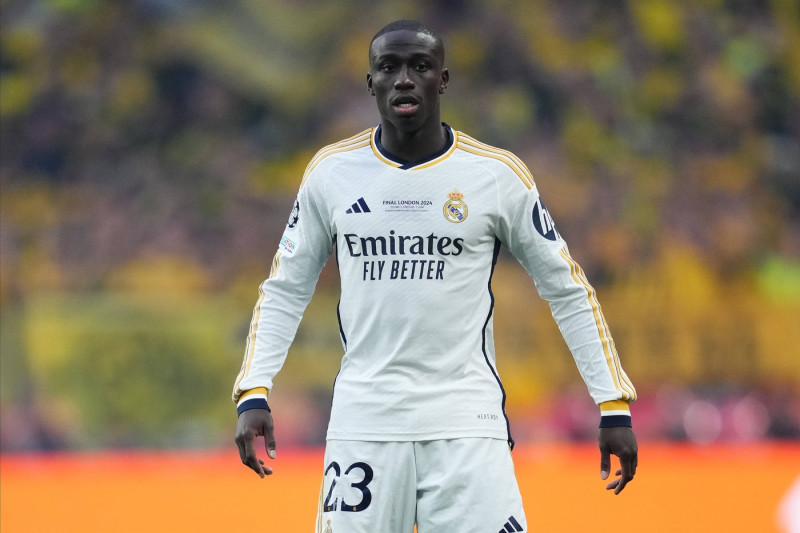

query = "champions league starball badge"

[
  {"left": 287, "top": 198, "right": 300, "bottom": 228},
  {"left": 443, "top": 189, "right": 468, "bottom": 223}
]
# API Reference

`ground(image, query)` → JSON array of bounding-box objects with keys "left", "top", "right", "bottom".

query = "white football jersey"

[{"left": 233, "top": 124, "right": 636, "bottom": 443}]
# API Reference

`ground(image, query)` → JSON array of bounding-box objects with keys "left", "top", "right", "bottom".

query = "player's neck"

[{"left": 378, "top": 120, "right": 447, "bottom": 164}]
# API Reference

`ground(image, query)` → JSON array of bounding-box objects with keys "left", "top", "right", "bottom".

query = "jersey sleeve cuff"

[
  {"left": 236, "top": 387, "right": 270, "bottom": 415},
  {"left": 599, "top": 399, "right": 631, "bottom": 428}
]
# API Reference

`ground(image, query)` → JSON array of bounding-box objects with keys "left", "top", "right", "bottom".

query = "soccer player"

[{"left": 233, "top": 19, "right": 638, "bottom": 532}]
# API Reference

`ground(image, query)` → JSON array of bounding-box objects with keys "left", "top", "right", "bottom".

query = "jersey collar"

[{"left": 371, "top": 123, "right": 456, "bottom": 170}]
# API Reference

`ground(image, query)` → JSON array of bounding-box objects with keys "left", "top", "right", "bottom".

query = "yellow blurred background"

[{"left": 1, "top": 0, "right": 798, "bottom": 530}]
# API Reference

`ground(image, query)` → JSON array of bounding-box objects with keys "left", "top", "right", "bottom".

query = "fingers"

[
  {"left": 605, "top": 463, "right": 635, "bottom": 495},
  {"left": 256, "top": 458, "right": 274, "bottom": 476},
  {"left": 605, "top": 478, "right": 628, "bottom": 494},
  {"left": 604, "top": 470, "right": 624, "bottom": 493},
  {"left": 621, "top": 450, "right": 637, "bottom": 480},
  {"left": 265, "top": 421, "right": 277, "bottom": 460},
  {"left": 614, "top": 444, "right": 637, "bottom": 494},
  {"left": 599, "top": 445, "right": 611, "bottom": 480},
  {"left": 235, "top": 410, "right": 276, "bottom": 479},
  {"left": 234, "top": 429, "right": 253, "bottom": 469},
  {"left": 257, "top": 458, "right": 273, "bottom": 476},
  {"left": 242, "top": 436, "right": 267, "bottom": 478},
  {"left": 614, "top": 473, "right": 631, "bottom": 495}
]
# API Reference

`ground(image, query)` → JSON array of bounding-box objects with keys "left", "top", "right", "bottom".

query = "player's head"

[
  {"left": 369, "top": 20, "right": 445, "bottom": 65},
  {"left": 367, "top": 20, "right": 449, "bottom": 133}
]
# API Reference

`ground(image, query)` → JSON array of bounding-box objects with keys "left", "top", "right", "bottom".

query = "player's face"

[{"left": 367, "top": 30, "right": 448, "bottom": 134}]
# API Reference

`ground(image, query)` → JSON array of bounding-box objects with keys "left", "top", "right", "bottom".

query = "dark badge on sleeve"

[
  {"left": 532, "top": 198, "right": 558, "bottom": 241},
  {"left": 287, "top": 198, "right": 300, "bottom": 228}
]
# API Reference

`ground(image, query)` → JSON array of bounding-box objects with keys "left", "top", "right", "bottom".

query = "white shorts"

[{"left": 315, "top": 438, "right": 527, "bottom": 533}]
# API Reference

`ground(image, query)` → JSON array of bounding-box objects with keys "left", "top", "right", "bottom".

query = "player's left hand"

[{"left": 598, "top": 426, "right": 638, "bottom": 495}]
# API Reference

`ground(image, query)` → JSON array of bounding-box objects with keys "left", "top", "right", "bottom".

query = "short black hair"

[{"left": 370, "top": 19, "right": 445, "bottom": 62}]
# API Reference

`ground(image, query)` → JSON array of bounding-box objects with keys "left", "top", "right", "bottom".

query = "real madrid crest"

[{"left": 443, "top": 189, "right": 468, "bottom": 223}]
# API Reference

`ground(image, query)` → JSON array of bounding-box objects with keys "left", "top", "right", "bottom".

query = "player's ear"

[
  {"left": 439, "top": 68, "right": 449, "bottom": 94},
  {"left": 367, "top": 72, "right": 375, "bottom": 96}
]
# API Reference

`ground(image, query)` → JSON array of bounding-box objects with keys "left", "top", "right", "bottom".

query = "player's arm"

[
  {"left": 495, "top": 168, "right": 638, "bottom": 493},
  {"left": 231, "top": 168, "right": 333, "bottom": 477},
  {"left": 542, "top": 243, "right": 638, "bottom": 493}
]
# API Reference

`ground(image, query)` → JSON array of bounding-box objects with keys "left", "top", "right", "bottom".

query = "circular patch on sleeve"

[
  {"left": 287, "top": 198, "right": 300, "bottom": 228},
  {"left": 532, "top": 198, "right": 558, "bottom": 241}
]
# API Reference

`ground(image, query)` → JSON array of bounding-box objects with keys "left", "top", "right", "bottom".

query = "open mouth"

[{"left": 392, "top": 98, "right": 419, "bottom": 115}]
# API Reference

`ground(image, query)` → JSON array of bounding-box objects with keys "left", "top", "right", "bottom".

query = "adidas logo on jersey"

[
  {"left": 498, "top": 515, "right": 524, "bottom": 533},
  {"left": 346, "top": 197, "right": 371, "bottom": 214}
]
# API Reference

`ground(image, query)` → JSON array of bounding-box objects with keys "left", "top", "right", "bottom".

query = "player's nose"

[{"left": 393, "top": 66, "right": 415, "bottom": 89}]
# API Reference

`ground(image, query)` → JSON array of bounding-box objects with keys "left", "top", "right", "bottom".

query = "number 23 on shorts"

[{"left": 323, "top": 461, "right": 374, "bottom": 513}]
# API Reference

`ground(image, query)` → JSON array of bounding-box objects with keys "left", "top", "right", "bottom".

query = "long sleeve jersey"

[{"left": 233, "top": 124, "right": 636, "bottom": 444}]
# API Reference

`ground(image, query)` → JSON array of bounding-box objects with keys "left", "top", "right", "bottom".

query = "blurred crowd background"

[{"left": 1, "top": 0, "right": 798, "bottom": 452}]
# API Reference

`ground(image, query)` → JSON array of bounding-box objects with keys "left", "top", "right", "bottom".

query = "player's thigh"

[
  {"left": 415, "top": 438, "right": 527, "bottom": 533},
  {"left": 315, "top": 440, "right": 416, "bottom": 533}
]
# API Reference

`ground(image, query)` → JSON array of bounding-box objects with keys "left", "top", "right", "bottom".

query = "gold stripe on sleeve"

[
  {"left": 458, "top": 134, "right": 535, "bottom": 186},
  {"left": 300, "top": 130, "right": 373, "bottom": 188},
  {"left": 232, "top": 250, "right": 283, "bottom": 399},
  {"left": 572, "top": 263, "right": 637, "bottom": 398},
  {"left": 308, "top": 129, "right": 372, "bottom": 169},
  {"left": 268, "top": 251, "right": 281, "bottom": 280},
  {"left": 559, "top": 248, "right": 636, "bottom": 400},
  {"left": 232, "top": 281, "right": 266, "bottom": 399},
  {"left": 456, "top": 136, "right": 534, "bottom": 189},
  {"left": 458, "top": 134, "right": 534, "bottom": 176}
]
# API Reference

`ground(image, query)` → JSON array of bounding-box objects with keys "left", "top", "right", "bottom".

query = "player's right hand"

[{"left": 235, "top": 408, "right": 277, "bottom": 478}]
